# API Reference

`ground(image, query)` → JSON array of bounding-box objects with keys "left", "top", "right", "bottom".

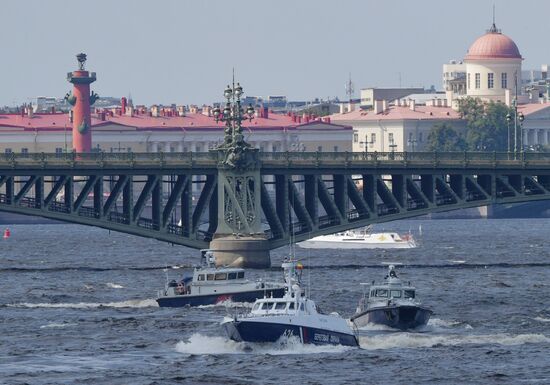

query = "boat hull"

[
  {"left": 156, "top": 287, "right": 285, "bottom": 307},
  {"left": 351, "top": 305, "right": 432, "bottom": 330},
  {"left": 222, "top": 319, "right": 358, "bottom": 347},
  {"left": 298, "top": 240, "right": 415, "bottom": 249}
]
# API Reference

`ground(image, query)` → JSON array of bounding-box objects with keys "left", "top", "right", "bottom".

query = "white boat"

[
  {"left": 221, "top": 258, "right": 359, "bottom": 347},
  {"left": 156, "top": 249, "right": 285, "bottom": 307},
  {"left": 298, "top": 227, "right": 416, "bottom": 249}
]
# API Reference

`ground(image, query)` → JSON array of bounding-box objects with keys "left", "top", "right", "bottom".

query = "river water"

[{"left": 1, "top": 219, "right": 549, "bottom": 384}]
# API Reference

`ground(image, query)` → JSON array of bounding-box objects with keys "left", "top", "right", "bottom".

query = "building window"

[
  {"left": 371, "top": 133, "right": 376, "bottom": 143},
  {"left": 418, "top": 132, "right": 423, "bottom": 142},
  {"left": 5, "top": 148, "right": 12, "bottom": 154},
  {"left": 501, "top": 73, "right": 508, "bottom": 89},
  {"left": 488, "top": 73, "right": 494, "bottom": 89},
  {"left": 353, "top": 132, "right": 358, "bottom": 143},
  {"left": 21, "top": 148, "right": 28, "bottom": 154},
  {"left": 317, "top": 146, "right": 322, "bottom": 152},
  {"left": 467, "top": 73, "right": 471, "bottom": 89},
  {"left": 333, "top": 146, "right": 338, "bottom": 152},
  {"left": 475, "top": 73, "right": 480, "bottom": 89}
]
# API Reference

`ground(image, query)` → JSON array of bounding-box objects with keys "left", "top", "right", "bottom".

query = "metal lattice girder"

[{"left": 3, "top": 151, "right": 550, "bottom": 251}]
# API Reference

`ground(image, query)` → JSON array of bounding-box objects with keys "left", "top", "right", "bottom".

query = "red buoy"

[{"left": 3, "top": 228, "right": 11, "bottom": 239}]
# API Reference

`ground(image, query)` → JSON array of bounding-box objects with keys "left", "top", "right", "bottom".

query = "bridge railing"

[{"left": 2, "top": 151, "right": 550, "bottom": 169}]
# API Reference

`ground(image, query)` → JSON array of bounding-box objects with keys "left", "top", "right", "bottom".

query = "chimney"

[
  {"left": 382, "top": 100, "right": 388, "bottom": 112},
  {"left": 51, "top": 106, "right": 56, "bottom": 114},
  {"left": 121, "top": 97, "right": 127, "bottom": 114},
  {"left": 27, "top": 106, "right": 33, "bottom": 118},
  {"left": 348, "top": 102, "right": 355, "bottom": 112},
  {"left": 127, "top": 106, "right": 134, "bottom": 116},
  {"left": 374, "top": 100, "right": 383, "bottom": 114},
  {"left": 263, "top": 106, "right": 269, "bottom": 119},
  {"left": 339, "top": 103, "right": 346, "bottom": 114},
  {"left": 409, "top": 99, "right": 416, "bottom": 111},
  {"left": 151, "top": 105, "right": 159, "bottom": 117}
]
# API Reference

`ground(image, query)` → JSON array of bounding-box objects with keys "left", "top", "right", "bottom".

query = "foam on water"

[
  {"left": 359, "top": 333, "right": 550, "bottom": 350},
  {"left": 533, "top": 316, "right": 550, "bottom": 323},
  {"left": 7, "top": 298, "right": 158, "bottom": 309},
  {"left": 106, "top": 282, "right": 124, "bottom": 289},
  {"left": 175, "top": 333, "right": 353, "bottom": 355},
  {"left": 39, "top": 322, "right": 78, "bottom": 329}
]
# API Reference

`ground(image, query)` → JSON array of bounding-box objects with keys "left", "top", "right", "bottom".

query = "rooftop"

[{"left": 0, "top": 111, "right": 350, "bottom": 132}]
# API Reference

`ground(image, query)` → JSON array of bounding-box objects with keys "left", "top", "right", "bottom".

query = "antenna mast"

[{"left": 345, "top": 73, "right": 354, "bottom": 103}]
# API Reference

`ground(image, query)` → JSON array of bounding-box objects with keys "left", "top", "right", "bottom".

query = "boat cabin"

[{"left": 368, "top": 286, "right": 416, "bottom": 300}]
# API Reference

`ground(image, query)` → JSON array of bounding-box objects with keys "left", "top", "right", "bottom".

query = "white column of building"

[
  {"left": 151, "top": 142, "right": 159, "bottom": 152},
  {"left": 177, "top": 141, "right": 184, "bottom": 152},
  {"left": 164, "top": 142, "right": 171, "bottom": 152}
]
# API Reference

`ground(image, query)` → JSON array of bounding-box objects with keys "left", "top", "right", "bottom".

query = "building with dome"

[{"left": 444, "top": 22, "right": 523, "bottom": 104}]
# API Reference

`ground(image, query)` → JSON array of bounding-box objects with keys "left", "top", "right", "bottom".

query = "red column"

[{"left": 67, "top": 54, "right": 97, "bottom": 153}]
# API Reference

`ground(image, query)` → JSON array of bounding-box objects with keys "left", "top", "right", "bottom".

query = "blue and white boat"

[
  {"left": 156, "top": 250, "right": 285, "bottom": 307},
  {"left": 221, "top": 259, "right": 359, "bottom": 347},
  {"left": 351, "top": 264, "right": 433, "bottom": 330}
]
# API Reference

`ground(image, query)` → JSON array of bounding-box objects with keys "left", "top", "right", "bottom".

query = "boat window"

[
  {"left": 228, "top": 272, "right": 237, "bottom": 280},
  {"left": 206, "top": 274, "right": 215, "bottom": 281},
  {"left": 404, "top": 290, "right": 415, "bottom": 299},
  {"left": 253, "top": 303, "right": 261, "bottom": 311},
  {"left": 289, "top": 302, "right": 295, "bottom": 310},
  {"left": 215, "top": 273, "right": 227, "bottom": 280},
  {"left": 237, "top": 272, "right": 245, "bottom": 279},
  {"left": 390, "top": 290, "right": 402, "bottom": 298},
  {"left": 376, "top": 289, "right": 388, "bottom": 297},
  {"left": 197, "top": 274, "right": 205, "bottom": 281},
  {"left": 275, "top": 302, "right": 286, "bottom": 310},
  {"left": 299, "top": 303, "right": 305, "bottom": 311}
]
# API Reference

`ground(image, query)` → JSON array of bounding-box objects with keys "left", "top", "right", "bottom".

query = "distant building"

[
  {"left": 442, "top": 60, "right": 466, "bottom": 95},
  {"left": 360, "top": 88, "right": 424, "bottom": 109},
  {"left": 330, "top": 100, "right": 464, "bottom": 153},
  {"left": 445, "top": 22, "right": 523, "bottom": 105},
  {"left": 0, "top": 104, "right": 352, "bottom": 155}
]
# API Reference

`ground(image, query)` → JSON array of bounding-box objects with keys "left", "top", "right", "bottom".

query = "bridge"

[{"left": 1, "top": 150, "right": 550, "bottom": 266}]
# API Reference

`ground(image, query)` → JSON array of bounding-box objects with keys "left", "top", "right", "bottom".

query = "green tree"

[
  {"left": 458, "top": 97, "right": 514, "bottom": 151},
  {"left": 427, "top": 122, "right": 467, "bottom": 151}
]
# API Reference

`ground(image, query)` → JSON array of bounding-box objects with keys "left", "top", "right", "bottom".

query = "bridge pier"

[
  {"left": 209, "top": 146, "right": 271, "bottom": 268},
  {"left": 210, "top": 235, "right": 270, "bottom": 268}
]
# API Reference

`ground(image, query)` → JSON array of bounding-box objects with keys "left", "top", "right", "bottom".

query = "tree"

[
  {"left": 427, "top": 123, "right": 467, "bottom": 151},
  {"left": 457, "top": 97, "right": 514, "bottom": 151}
]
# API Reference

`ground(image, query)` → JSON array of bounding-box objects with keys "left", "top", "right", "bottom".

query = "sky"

[{"left": 1, "top": 0, "right": 550, "bottom": 107}]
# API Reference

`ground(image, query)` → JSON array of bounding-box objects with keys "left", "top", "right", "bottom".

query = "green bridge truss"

[{"left": 1, "top": 151, "right": 550, "bottom": 250}]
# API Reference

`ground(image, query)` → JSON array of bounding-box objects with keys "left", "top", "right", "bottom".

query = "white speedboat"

[
  {"left": 351, "top": 264, "right": 433, "bottom": 330},
  {"left": 221, "top": 259, "right": 359, "bottom": 347},
  {"left": 156, "top": 250, "right": 285, "bottom": 307},
  {"left": 298, "top": 227, "right": 416, "bottom": 249}
]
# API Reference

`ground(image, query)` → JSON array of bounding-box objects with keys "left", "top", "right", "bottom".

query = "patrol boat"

[
  {"left": 351, "top": 264, "right": 433, "bottom": 330},
  {"left": 221, "top": 259, "right": 359, "bottom": 347},
  {"left": 156, "top": 250, "right": 285, "bottom": 307}
]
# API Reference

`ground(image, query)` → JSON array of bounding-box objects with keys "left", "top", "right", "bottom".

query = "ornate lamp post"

[
  {"left": 509, "top": 100, "right": 525, "bottom": 159},
  {"left": 359, "top": 134, "right": 373, "bottom": 158},
  {"left": 388, "top": 136, "right": 397, "bottom": 159},
  {"left": 212, "top": 82, "right": 255, "bottom": 151},
  {"left": 407, "top": 138, "right": 417, "bottom": 152},
  {"left": 506, "top": 112, "right": 512, "bottom": 153}
]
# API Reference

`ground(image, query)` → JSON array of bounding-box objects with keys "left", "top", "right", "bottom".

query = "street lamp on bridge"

[
  {"left": 359, "top": 134, "right": 373, "bottom": 157},
  {"left": 506, "top": 105, "right": 524, "bottom": 158},
  {"left": 212, "top": 82, "right": 255, "bottom": 150}
]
